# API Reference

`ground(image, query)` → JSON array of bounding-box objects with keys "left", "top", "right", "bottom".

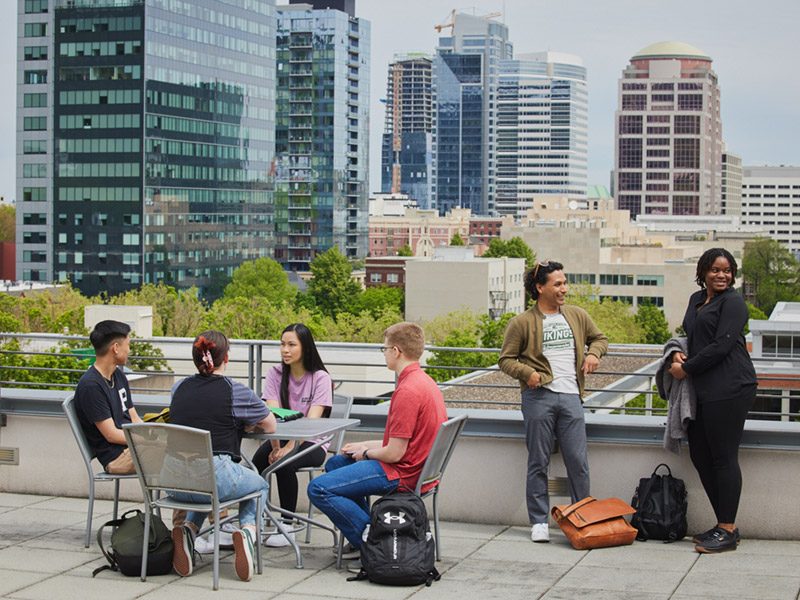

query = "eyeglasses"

[
  {"left": 532, "top": 260, "right": 550, "bottom": 280},
  {"left": 379, "top": 346, "right": 399, "bottom": 354}
]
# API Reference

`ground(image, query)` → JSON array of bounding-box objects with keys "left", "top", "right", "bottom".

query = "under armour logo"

[{"left": 383, "top": 511, "right": 406, "bottom": 525}]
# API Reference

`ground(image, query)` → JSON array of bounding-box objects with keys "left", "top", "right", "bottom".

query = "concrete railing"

[{"left": 1, "top": 389, "right": 799, "bottom": 540}]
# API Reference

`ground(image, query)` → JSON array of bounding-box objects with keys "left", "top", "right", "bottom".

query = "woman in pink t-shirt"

[{"left": 252, "top": 323, "right": 332, "bottom": 547}]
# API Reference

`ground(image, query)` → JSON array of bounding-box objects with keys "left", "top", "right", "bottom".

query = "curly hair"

[
  {"left": 695, "top": 248, "right": 737, "bottom": 288},
  {"left": 524, "top": 260, "right": 564, "bottom": 300}
]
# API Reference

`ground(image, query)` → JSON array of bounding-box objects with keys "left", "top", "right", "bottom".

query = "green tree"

[
  {"left": 11, "top": 283, "right": 90, "bottom": 334},
  {"left": 222, "top": 257, "right": 297, "bottom": 307},
  {"left": 203, "top": 296, "right": 281, "bottom": 340},
  {"left": 102, "top": 283, "right": 206, "bottom": 337},
  {"left": 569, "top": 284, "right": 642, "bottom": 343},
  {"left": 324, "top": 306, "right": 404, "bottom": 343},
  {"left": 397, "top": 243, "right": 413, "bottom": 257},
  {"left": 0, "top": 339, "right": 90, "bottom": 390},
  {"left": 744, "top": 301, "right": 768, "bottom": 335},
  {"left": 0, "top": 204, "right": 14, "bottom": 243},
  {"left": 306, "top": 247, "right": 361, "bottom": 317},
  {"left": 635, "top": 300, "right": 672, "bottom": 345},
  {"left": 482, "top": 236, "right": 536, "bottom": 268},
  {"left": 426, "top": 328, "right": 498, "bottom": 382},
  {"left": 449, "top": 231, "right": 466, "bottom": 246},
  {"left": 348, "top": 285, "right": 404, "bottom": 318},
  {"left": 479, "top": 312, "right": 514, "bottom": 349},
  {"left": 741, "top": 237, "right": 800, "bottom": 314}
]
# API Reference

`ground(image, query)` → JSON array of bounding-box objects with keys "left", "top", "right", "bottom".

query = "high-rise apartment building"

[
  {"left": 496, "top": 52, "right": 588, "bottom": 217},
  {"left": 274, "top": 1, "right": 370, "bottom": 271},
  {"left": 432, "top": 12, "right": 512, "bottom": 216},
  {"left": 741, "top": 166, "right": 800, "bottom": 257},
  {"left": 721, "top": 147, "right": 743, "bottom": 217},
  {"left": 614, "top": 41, "right": 722, "bottom": 219},
  {"left": 17, "top": 0, "right": 277, "bottom": 296},
  {"left": 380, "top": 54, "right": 433, "bottom": 209}
]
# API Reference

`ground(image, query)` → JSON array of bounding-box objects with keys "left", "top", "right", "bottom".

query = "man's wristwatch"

[{"left": 363, "top": 449, "right": 369, "bottom": 461}]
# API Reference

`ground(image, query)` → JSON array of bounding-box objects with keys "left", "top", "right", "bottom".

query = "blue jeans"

[
  {"left": 169, "top": 455, "right": 268, "bottom": 530},
  {"left": 306, "top": 454, "right": 398, "bottom": 548}
]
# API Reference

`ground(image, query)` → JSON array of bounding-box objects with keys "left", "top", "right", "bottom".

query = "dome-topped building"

[
  {"left": 632, "top": 41, "right": 711, "bottom": 61},
  {"left": 613, "top": 41, "right": 723, "bottom": 219}
]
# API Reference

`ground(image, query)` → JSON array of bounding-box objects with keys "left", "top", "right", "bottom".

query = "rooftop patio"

[{"left": 1, "top": 491, "right": 799, "bottom": 599}]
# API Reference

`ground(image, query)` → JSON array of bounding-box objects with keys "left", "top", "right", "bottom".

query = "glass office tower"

[
  {"left": 381, "top": 54, "right": 433, "bottom": 210},
  {"left": 432, "top": 13, "right": 512, "bottom": 216},
  {"left": 496, "top": 52, "right": 588, "bottom": 217},
  {"left": 274, "top": 3, "right": 370, "bottom": 271},
  {"left": 17, "top": 0, "right": 276, "bottom": 297}
]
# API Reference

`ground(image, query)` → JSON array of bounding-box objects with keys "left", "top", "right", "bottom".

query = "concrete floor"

[{"left": 1, "top": 492, "right": 799, "bottom": 600}]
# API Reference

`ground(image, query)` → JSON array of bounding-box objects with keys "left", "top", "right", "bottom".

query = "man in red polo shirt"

[{"left": 307, "top": 322, "right": 447, "bottom": 569}]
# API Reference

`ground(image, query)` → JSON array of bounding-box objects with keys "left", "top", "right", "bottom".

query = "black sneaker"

[
  {"left": 694, "top": 527, "right": 737, "bottom": 553},
  {"left": 172, "top": 525, "right": 196, "bottom": 576},
  {"left": 693, "top": 526, "right": 740, "bottom": 545}
]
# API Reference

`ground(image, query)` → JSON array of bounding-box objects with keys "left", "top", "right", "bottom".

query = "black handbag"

[
  {"left": 631, "top": 463, "right": 688, "bottom": 542},
  {"left": 92, "top": 509, "right": 174, "bottom": 577}
]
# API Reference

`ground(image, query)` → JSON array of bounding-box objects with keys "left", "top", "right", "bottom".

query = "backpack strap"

[
  {"left": 91, "top": 509, "right": 144, "bottom": 577},
  {"left": 347, "top": 569, "right": 369, "bottom": 582},
  {"left": 425, "top": 566, "right": 441, "bottom": 587},
  {"left": 634, "top": 473, "right": 660, "bottom": 541}
]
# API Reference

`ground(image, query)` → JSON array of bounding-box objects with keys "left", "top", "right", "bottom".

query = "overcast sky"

[{"left": 2, "top": 0, "right": 798, "bottom": 202}]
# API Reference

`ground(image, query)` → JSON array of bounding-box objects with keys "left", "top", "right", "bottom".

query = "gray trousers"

[{"left": 521, "top": 387, "right": 590, "bottom": 524}]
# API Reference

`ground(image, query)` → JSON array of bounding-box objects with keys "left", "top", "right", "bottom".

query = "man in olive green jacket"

[{"left": 499, "top": 261, "right": 608, "bottom": 543}]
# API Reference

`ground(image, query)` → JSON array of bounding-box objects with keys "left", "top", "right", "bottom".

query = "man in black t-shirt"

[{"left": 74, "top": 320, "right": 142, "bottom": 474}]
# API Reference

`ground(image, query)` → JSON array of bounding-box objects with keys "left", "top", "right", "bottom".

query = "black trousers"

[
  {"left": 687, "top": 386, "right": 755, "bottom": 524},
  {"left": 252, "top": 440, "right": 327, "bottom": 516}
]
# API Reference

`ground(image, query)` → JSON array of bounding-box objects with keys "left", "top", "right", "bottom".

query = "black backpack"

[
  {"left": 93, "top": 509, "right": 174, "bottom": 577},
  {"left": 631, "top": 463, "right": 688, "bottom": 542},
  {"left": 349, "top": 487, "right": 440, "bottom": 586}
]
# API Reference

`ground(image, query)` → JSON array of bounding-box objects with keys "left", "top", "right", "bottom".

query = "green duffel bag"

[{"left": 93, "top": 509, "right": 174, "bottom": 577}]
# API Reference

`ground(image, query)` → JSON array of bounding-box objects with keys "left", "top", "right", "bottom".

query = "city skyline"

[{"left": 2, "top": 0, "right": 798, "bottom": 204}]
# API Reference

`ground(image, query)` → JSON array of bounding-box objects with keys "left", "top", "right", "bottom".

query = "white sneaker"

[
  {"left": 265, "top": 529, "right": 294, "bottom": 548},
  {"left": 216, "top": 522, "right": 237, "bottom": 547},
  {"left": 194, "top": 525, "right": 235, "bottom": 554},
  {"left": 193, "top": 534, "right": 215, "bottom": 554},
  {"left": 531, "top": 523, "right": 550, "bottom": 543}
]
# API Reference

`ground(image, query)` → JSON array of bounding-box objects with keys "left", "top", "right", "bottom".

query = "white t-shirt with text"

[{"left": 541, "top": 311, "right": 579, "bottom": 394}]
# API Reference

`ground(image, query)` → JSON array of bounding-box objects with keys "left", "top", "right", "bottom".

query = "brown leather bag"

[{"left": 551, "top": 496, "right": 638, "bottom": 550}]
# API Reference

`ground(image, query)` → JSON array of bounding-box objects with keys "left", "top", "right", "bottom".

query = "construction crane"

[{"left": 435, "top": 9, "right": 502, "bottom": 33}]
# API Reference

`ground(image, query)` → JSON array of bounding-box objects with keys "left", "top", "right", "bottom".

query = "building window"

[
  {"left": 674, "top": 115, "right": 700, "bottom": 135},
  {"left": 386, "top": 273, "right": 399, "bottom": 283},
  {"left": 24, "top": 22, "right": 47, "bottom": 37},
  {"left": 23, "top": 140, "right": 47, "bottom": 154},
  {"left": 369, "top": 273, "right": 382, "bottom": 283},
  {"left": 24, "top": 0, "right": 48, "bottom": 13},
  {"left": 677, "top": 94, "right": 703, "bottom": 111},
  {"left": 600, "top": 295, "right": 633, "bottom": 304},
  {"left": 636, "top": 275, "right": 664, "bottom": 287},
  {"left": 24, "top": 46, "right": 47, "bottom": 61},
  {"left": 23, "top": 92, "right": 47, "bottom": 107},
  {"left": 23, "top": 116, "right": 46, "bottom": 130},
  {"left": 23, "top": 164, "right": 47, "bottom": 178},
  {"left": 600, "top": 274, "right": 633, "bottom": 286},
  {"left": 638, "top": 296, "right": 664, "bottom": 308},
  {"left": 761, "top": 334, "right": 800, "bottom": 358},
  {"left": 618, "top": 115, "right": 642, "bottom": 135},
  {"left": 621, "top": 94, "right": 646, "bottom": 110}
]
